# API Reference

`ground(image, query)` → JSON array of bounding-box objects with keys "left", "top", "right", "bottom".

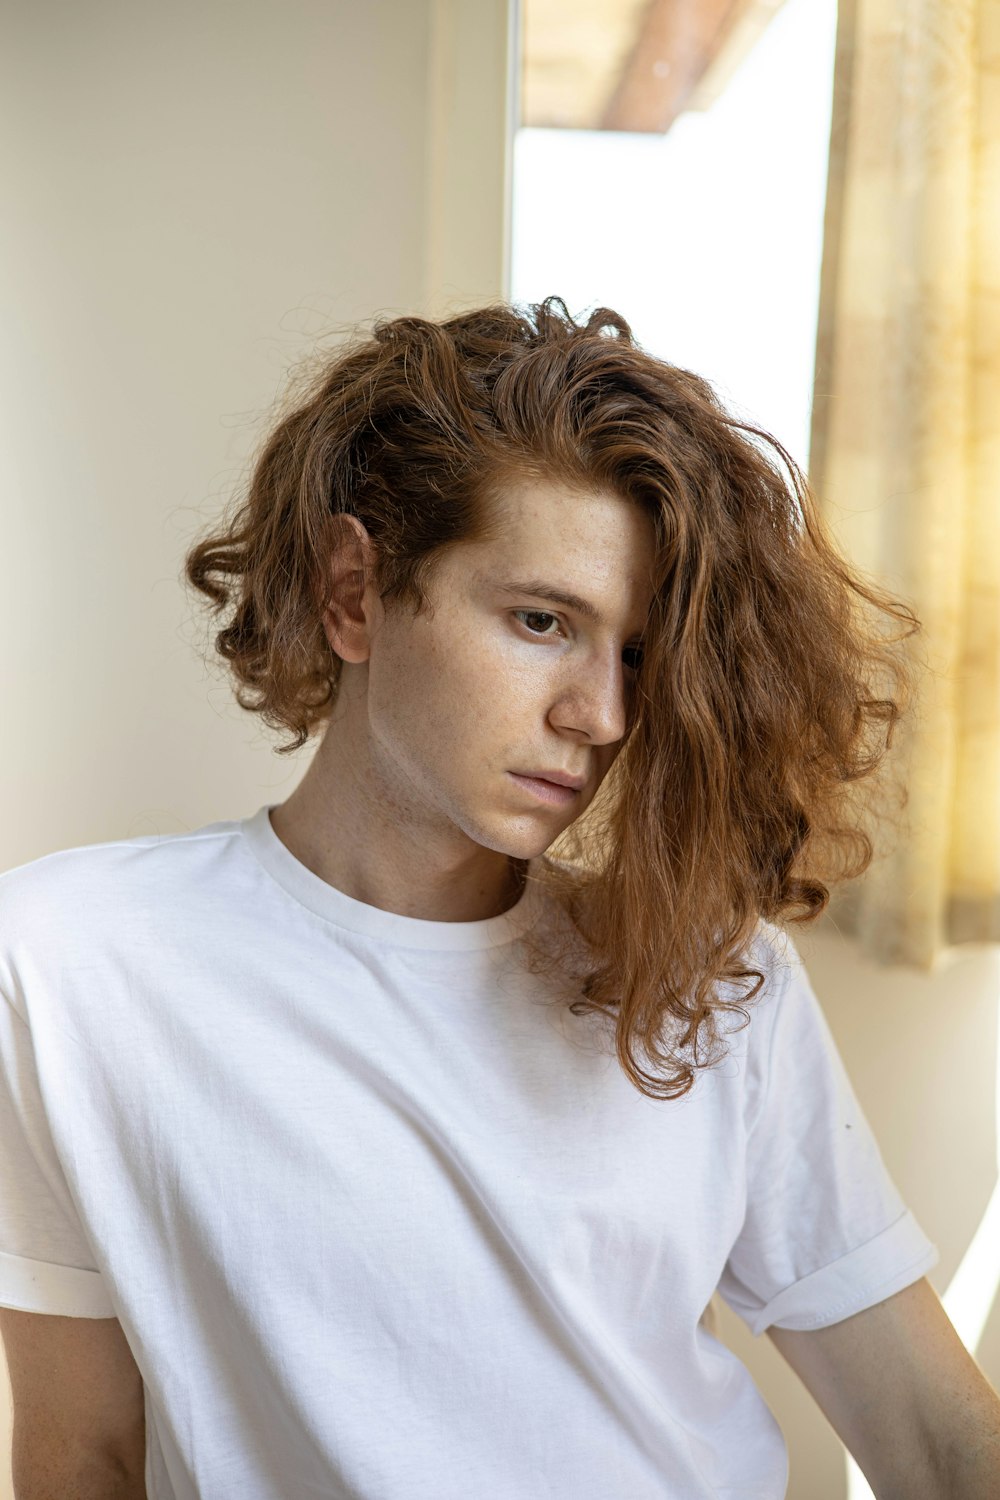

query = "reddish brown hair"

[{"left": 184, "top": 297, "right": 919, "bottom": 1100}]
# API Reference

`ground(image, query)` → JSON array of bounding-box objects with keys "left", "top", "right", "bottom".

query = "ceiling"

[{"left": 520, "top": 0, "right": 790, "bottom": 134}]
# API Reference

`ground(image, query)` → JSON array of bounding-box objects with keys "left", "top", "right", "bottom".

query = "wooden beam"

[
  {"left": 520, "top": 0, "right": 790, "bottom": 135},
  {"left": 601, "top": 0, "right": 746, "bottom": 133}
]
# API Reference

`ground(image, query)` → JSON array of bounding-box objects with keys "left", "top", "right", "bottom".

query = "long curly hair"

[{"left": 184, "top": 296, "right": 920, "bottom": 1101}]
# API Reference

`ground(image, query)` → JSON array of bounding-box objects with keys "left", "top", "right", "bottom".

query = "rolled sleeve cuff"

[
  {"left": 0, "top": 1247, "right": 116, "bottom": 1317},
  {"left": 748, "top": 1209, "right": 940, "bottom": 1336}
]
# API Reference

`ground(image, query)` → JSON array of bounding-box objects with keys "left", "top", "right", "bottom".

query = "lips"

[
  {"left": 508, "top": 773, "right": 581, "bottom": 806},
  {"left": 519, "top": 770, "right": 587, "bottom": 791}
]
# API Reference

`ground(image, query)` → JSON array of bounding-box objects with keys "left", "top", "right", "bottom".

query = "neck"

[{"left": 268, "top": 720, "right": 530, "bottom": 924}]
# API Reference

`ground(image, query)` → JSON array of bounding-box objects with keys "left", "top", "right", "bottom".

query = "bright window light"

[{"left": 512, "top": 0, "right": 838, "bottom": 474}]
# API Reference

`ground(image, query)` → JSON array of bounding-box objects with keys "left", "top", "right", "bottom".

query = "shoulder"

[
  {"left": 0, "top": 819, "right": 244, "bottom": 999},
  {"left": 708, "top": 919, "right": 810, "bottom": 1103},
  {"left": 1, "top": 817, "right": 242, "bottom": 910},
  {"left": 744, "top": 916, "right": 799, "bottom": 980},
  {"left": 714, "top": 918, "right": 802, "bottom": 1040}
]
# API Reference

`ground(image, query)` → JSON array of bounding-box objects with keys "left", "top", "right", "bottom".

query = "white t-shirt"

[{"left": 0, "top": 806, "right": 938, "bottom": 1499}]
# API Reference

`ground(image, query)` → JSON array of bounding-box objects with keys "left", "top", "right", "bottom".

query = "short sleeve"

[
  {"left": 716, "top": 932, "right": 939, "bottom": 1336},
  {"left": 0, "top": 987, "right": 115, "bottom": 1317}
]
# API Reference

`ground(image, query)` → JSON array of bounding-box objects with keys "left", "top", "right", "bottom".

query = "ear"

[{"left": 320, "top": 515, "right": 382, "bottom": 664}]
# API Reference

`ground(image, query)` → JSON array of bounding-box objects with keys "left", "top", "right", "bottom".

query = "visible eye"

[
  {"left": 513, "top": 609, "right": 564, "bottom": 638},
  {"left": 513, "top": 610, "right": 643, "bottom": 673}
]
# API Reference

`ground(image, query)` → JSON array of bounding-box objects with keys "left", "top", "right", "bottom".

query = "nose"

[{"left": 548, "top": 647, "right": 633, "bottom": 746}]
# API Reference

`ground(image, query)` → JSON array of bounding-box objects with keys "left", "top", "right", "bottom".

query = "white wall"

[{"left": 0, "top": 0, "right": 513, "bottom": 874}]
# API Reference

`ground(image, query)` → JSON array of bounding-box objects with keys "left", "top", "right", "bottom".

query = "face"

[{"left": 352, "top": 476, "right": 657, "bottom": 862}]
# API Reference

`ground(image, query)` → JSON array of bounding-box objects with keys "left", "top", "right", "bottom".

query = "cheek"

[
  {"left": 368, "top": 635, "right": 490, "bottom": 749},
  {"left": 369, "top": 619, "right": 551, "bottom": 756}
]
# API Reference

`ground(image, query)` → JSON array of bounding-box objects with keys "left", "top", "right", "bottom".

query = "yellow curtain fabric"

[{"left": 809, "top": 0, "right": 1000, "bottom": 969}]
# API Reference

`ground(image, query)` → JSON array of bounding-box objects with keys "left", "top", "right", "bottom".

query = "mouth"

[{"left": 507, "top": 772, "right": 582, "bottom": 807}]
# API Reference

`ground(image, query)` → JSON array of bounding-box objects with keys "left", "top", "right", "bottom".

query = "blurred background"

[{"left": 2, "top": 3, "right": 998, "bottom": 1496}]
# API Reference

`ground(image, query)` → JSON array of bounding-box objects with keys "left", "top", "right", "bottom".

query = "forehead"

[
  {"left": 459, "top": 475, "right": 657, "bottom": 628},
  {"left": 479, "top": 475, "right": 655, "bottom": 570}
]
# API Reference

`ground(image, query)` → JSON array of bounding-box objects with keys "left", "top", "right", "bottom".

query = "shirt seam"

[{"left": 744, "top": 928, "right": 798, "bottom": 1142}]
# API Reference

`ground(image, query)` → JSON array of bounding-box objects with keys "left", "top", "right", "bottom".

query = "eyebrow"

[
  {"left": 494, "top": 576, "right": 653, "bottom": 648},
  {"left": 494, "top": 578, "right": 605, "bottom": 625}
]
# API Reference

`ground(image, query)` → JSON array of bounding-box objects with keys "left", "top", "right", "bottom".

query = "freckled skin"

[{"left": 269, "top": 477, "right": 656, "bottom": 923}]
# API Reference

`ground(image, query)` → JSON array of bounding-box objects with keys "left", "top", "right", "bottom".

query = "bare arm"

[
  {"left": 11, "top": 1442, "right": 146, "bottom": 1500},
  {"left": 767, "top": 1277, "right": 1000, "bottom": 1498},
  {"left": 1, "top": 1307, "right": 147, "bottom": 1499}
]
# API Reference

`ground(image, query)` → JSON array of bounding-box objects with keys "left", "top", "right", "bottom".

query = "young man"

[{"left": 1, "top": 298, "right": 998, "bottom": 1498}]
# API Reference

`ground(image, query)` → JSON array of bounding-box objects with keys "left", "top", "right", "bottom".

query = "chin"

[{"left": 472, "top": 819, "right": 567, "bottom": 863}]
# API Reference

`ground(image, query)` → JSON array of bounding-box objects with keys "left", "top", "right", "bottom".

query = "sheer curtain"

[{"left": 809, "top": 0, "right": 1000, "bottom": 968}]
